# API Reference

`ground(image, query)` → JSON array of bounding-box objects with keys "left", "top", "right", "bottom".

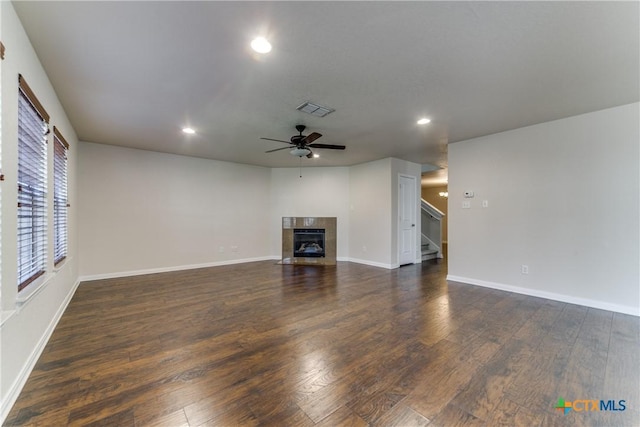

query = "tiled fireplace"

[{"left": 281, "top": 217, "right": 337, "bottom": 265}]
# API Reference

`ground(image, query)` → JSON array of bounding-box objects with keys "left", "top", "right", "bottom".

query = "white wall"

[
  {"left": 78, "top": 154, "right": 419, "bottom": 275},
  {"left": 448, "top": 103, "right": 640, "bottom": 315},
  {"left": 346, "top": 158, "right": 422, "bottom": 268},
  {"left": 348, "top": 158, "right": 394, "bottom": 267},
  {"left": 78, "top": 142, "right": 272, "bottom": 278},
  {"left": 1, "top": 2, "right": 79, "bottom": 419},
  {"left": 269, "top": 167, "right": 350, "bottom": 258}
]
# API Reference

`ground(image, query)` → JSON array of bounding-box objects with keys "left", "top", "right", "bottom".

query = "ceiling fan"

[{"left": 261, "top": 125, "right": 346, "bottom": 158}]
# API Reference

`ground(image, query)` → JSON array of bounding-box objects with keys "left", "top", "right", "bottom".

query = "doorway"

[{"left": 420, "top": 182, "right": 448, "bottom": 260}]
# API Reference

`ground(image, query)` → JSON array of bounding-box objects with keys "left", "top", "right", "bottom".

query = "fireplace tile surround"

[{"left": 281, "top": 217, "right": 337, "bottom": 265}]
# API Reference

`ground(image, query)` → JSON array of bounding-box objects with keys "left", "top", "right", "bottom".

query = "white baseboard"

[
  {"left": 446, "top": 275, "right": 639, "bottom": 316},
  {"left": 1, "top": 278, "right": 82, "bottom": 424},
  {"left": 347, "top": 257, "right": 398, "bottom": 269},
  {"left": 78, "top": 256, "right": 280, "bottom": 283}
]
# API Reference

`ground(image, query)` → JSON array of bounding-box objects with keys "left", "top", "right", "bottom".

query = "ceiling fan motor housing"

[{"left": 261, "top": 125, "right": 344, "bottom": 156}]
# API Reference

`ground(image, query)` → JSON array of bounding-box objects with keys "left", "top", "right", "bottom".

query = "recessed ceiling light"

[
  {"left": 313, "top": 153, "right": 320, "bottom": 158},
  {"left": 417, "top": 118, "right": 431, "bottom": 125},
  {"left": 182, "top": 127, "right": 196, "bottom": 134},
  {"left": 251, "top": 37, "right": 272, "bottom": 54}
]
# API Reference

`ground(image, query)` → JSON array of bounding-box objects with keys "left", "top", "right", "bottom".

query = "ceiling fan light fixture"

[{"left": 290, "top": 147, "right": 312, "bottom": 157}]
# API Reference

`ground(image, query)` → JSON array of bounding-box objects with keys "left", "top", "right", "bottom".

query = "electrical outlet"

[
  {"left": 521, "top": 265, "right": 529, "bottom": 275},
  {"left": 219, "top": 246, "right": 225, "bottom": 253},
  {"left": 231, "top": 245, "right": 239, "bottom": 253},
  {"left": 462, "top": 201, "right": 471, "bottom": 209},
  {"left": 482, "top": 200, "right": 489, "bottom": 208}
]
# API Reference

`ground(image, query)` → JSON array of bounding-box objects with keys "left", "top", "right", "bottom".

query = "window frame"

[
  {"left": 17, "top": 75, "right": 49, "bottom": 293},
  {"left": 53, "top": 127, "right": 69, "bottom": 266}
]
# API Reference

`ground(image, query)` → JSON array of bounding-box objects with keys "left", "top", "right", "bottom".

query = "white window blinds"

[
  {"left": 53, "top": 127, "right": 69, "bottom": 265},
  {"left": 17, "top": 75, "right": 49, "bottom": 292}
]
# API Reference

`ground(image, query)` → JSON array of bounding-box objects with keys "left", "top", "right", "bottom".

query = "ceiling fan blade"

[
  {"left": 265, "top": 146, "right": 293, "bottom": 153},
  {"left": 306, "top": 150, "right": 314, "bottom": 159},
  {"left": 308, "top": 143, "right": 346, "bottom": 150},
  {"left": 260, "top": 137, "right": 291, "bottom": 144},
  {"left": 301, "top": 132, "right": 322, "bottom": 145}
]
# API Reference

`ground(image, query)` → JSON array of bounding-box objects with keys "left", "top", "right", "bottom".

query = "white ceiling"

[{"left": 13, "top": 1, "right": 639, "bottom": 171}]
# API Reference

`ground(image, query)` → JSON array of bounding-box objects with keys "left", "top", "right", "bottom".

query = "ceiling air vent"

[{"left": 296, "top": 101, "right": 335, "bottom": 118}]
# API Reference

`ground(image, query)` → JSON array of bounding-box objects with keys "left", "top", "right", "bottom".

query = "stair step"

[{"left": 421, "top": 247, "right": 438, "bottom": 261}]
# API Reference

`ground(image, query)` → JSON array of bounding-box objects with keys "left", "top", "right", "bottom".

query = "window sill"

[
  {"left": 16, "top": 274, "right": 49, "bottom": 305},
  {"left": 53, "top": 259, "right": 67, "bottom": 272}
]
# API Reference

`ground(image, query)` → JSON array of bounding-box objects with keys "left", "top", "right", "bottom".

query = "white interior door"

[{"left": 399, "top": 174, "right": 417, "bottom": 265}]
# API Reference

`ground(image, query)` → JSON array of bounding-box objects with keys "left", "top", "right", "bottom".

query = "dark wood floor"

[{"left": 5, "top": 259, "right": 639, "bottom": 426}]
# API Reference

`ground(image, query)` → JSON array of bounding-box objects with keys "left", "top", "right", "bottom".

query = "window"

[
  {"left": 53, "top": 127, "right": 69, "bottom": 265},
  {"left": 17, "top": 75, "right": 49, "bottom": 292}
]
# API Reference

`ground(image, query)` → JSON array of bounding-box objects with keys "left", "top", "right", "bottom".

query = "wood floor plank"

[
  {"left": 79, "top": 407, "right": 135, "bottom": 427},
  {"left": 599, "top": 312, "right": 640, "bottom": 427},
  {"left": 245, "top": 399, "right": 314, "bottom": 427},
  {"left": 403, "top": 339, "right": 482, "bottom": 419},
  {"left": 512, "top": 299, "right": 565, "bottom": 348},
  {"left": 5, "top": 259, "right": 638, "bottom": 427},
  {"left": 295, "top": 376, "right": 355, "bottom": 423},
  {"left": 314, "top": 406, "right": 369, "bottom": 427},
  {"left": 346, "top": 390, "right": 406, "bottom": 424},
  {"left": 448, "top": 338, "right": 535, "bottom": 421},
  {"left": 371, "top": 400, "right": 431, "bottom": 427},
  {"left": 2, "top": 406, "right": 71, "bottom": 427},
  {"left": 504, "top": 303, "right": 589, "bottom": 413},
  {"left": 134, "top": 407, "right": 189, "bottom": 427},
  {"left": 131, "top": 384, "right": 208, "bottom": 426},
  {"left": 604, "top": 312, "right": 640, "bottom": 403},
  {"left": 487, "top": 396, "right": 543, "bottom": 427},
  {"left": 428, "top": 402, "right": 486, "bottom": 427},
  {"left": 554, "top": 307, "right": 612, "bottom": 410}
]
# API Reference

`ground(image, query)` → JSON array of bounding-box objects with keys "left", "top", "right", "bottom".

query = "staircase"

[
  {"left": 421, "top": 243, "right": 439, "bottom": 261},
  {"left": 421, "top": 199, "right": 445, "bottom": 260}
]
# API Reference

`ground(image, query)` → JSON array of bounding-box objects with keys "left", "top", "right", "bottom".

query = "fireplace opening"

[{"left": 293, "top": 228, "right": 325, "bottom": 258}]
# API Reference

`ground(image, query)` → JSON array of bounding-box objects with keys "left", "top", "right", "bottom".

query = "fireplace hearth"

[{"left": 281, "top": 217, "right": 336, "bottom": 265}]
